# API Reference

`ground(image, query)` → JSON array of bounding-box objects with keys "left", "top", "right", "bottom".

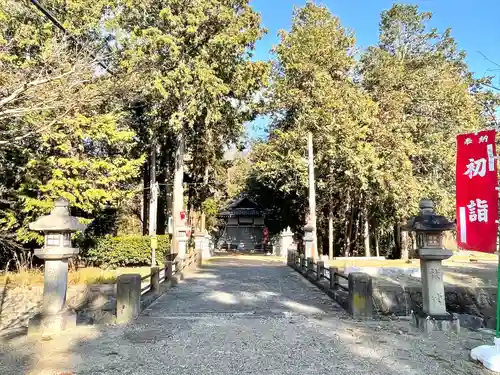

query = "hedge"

[{"left": 85, "top": 235, "right": 170, "bottom": 268}]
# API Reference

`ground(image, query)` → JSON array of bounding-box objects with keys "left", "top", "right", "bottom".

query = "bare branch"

[
  {"left": 0, "top": 67, "right": 76, "bottom": 109},
  {"left": 0, "top": 106, "right": 73, "bottom": 146}
]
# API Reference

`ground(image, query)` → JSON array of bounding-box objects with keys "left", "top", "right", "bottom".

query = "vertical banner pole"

[
  {"left": 496, "top": 248, "right": 500, "bottom": 338},
  {"left": 469, "top": 130, "right": 500, "bottom": 371}
]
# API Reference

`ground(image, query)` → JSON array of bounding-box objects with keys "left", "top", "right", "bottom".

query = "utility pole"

[
  {"left": 172, "top": 132, "right": 185, "bottom": 257},
  {"left": 149, "top": 143, "right": 158, "bottom": 266},
  {"left": 307, "top": 132, "right": 318, "bottom": 259}
]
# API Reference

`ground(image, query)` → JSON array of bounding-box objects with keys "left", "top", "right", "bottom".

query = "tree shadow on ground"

[{"left": 0, "top": 257, "right": 492, "bottom": 375}]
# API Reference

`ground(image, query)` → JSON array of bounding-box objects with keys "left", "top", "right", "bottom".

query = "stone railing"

[
  {"left": 287, "top": 250, "right": 373, "bottom": 319},
  {"left": 116, "top": 249, "right": 202, "bottom": 324}
]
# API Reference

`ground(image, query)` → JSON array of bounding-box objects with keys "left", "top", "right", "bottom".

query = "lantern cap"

[
  {"left": 29, "top": 197, "right": 87, "bottom": 232},
  {"left": 402, "top": 199, "right": 455, "bottom": 233}
]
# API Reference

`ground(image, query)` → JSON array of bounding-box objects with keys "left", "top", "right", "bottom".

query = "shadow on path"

[{"left": 0, "top": 256, "right": 492, "bottom": 375}]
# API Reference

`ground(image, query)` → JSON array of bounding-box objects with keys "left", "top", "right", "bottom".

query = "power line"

[{"left": 28, "top": 0, "right": 114, "bottom": 75}]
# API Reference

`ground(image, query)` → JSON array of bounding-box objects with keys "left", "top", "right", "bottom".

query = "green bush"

[{"left": 85, "top": 235, "right": 170, "bottom": 268}]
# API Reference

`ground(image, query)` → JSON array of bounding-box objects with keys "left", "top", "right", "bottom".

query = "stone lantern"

[
  {"left": 28, "top": 197, "right": 86, "bottom": 335},
  {"left": 403, "top": 198, "right": 459, "bottom": 333},
  {"left": 280, "top": 227, "right": 294, "bottom": 259}
]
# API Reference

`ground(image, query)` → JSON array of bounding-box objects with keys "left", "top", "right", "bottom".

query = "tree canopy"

[{"left": 242, "top": 3, "right": 498, "bottom": 258}]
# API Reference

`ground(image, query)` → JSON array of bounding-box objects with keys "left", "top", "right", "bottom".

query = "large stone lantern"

[
  {"left": 28, "top": 197, "right": 86, "bottom": 335},
  {"left": 403, "top": 198, "right": 459, "bottom": 333}
]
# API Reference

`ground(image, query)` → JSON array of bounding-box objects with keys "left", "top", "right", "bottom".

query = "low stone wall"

[
  {"left": 0, "top": 284, "right": 116, "bottom": 331},
  {"left": 373, "top": 284, "right": 497, "bottom": 328}
]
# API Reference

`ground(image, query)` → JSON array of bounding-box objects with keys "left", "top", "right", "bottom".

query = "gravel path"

[{"left": 0, "top": 257, "right": 493, "bottom": 374}]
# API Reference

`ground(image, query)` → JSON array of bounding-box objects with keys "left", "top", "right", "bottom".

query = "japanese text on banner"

[{"left": 456, "top": 130, "right": 498, "bottom": 253}]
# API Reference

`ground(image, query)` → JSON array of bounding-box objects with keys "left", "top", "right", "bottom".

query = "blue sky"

[{"left": 247, "top": 0, "right": 500, "bottom": 139}]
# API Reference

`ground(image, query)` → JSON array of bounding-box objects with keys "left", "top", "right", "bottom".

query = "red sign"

[
  {"left": 456, "top": 130, "right": 498, "bottom": 253},
  {"left": 180, "top": 210, "right": 186, "bottom": 221}
]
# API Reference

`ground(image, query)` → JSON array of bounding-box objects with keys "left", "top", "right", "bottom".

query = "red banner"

[{"left": 456, "top": 130, "right": 498, "bottom": 253}]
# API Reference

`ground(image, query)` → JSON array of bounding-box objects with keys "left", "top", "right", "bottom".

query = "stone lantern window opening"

[
  {"left": 44, "top": 232, "right": 72, "bottom": 248},
  {"left": 425, "top": 233, "right": 442, "bottom": 248},
  {"left": 416, "top": 233, "right": 425, "bottom": 248}
]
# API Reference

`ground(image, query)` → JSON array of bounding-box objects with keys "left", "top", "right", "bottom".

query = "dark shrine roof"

[{"left": 219, "top": 197, "right": 263, "bottom": 218}]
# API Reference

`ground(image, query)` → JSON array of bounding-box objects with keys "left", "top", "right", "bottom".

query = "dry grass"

[
  {"left": 328, "top": 253, "right": 498, "bottom": 270},
  {"left": 0, "top": 266, "right": 154, "bottom": 287}
]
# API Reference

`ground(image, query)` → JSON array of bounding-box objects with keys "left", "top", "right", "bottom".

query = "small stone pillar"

[
  {"left": 307, "top": 257, "right": 313, "bottom": 274},
  {"left": 176, "top": 225, "right": 188, "bottom": 259},
  {"left": 403, "top": 199, "right": 459, "bottom": 333},
  {"left": 280, "top": 227, "right": 294, "bottom": 259},
  {"left": 150, "top": 266, "right": 160, "bottom": 293},
  {"left": 316, "top": 261, "right": 324, "bottom": 281},
  {"left": 116, "top": 274, "right": 141, "bottom": 324},
  {"left": 348, "top": 272, "right": 373, "bottom": 319},
  {"left": 194, "top": 231, "right": 205, "bottom": 255},
  {"left": 28, "top": 198, "right": 86, "bottom": 335},
  {"left": 203, "top": 233, "right": 212, "bottom": 260},
  {"left": 329, "top": 267, "right": 338, "bottom": 289},
  {"left": 303, "top": 223, "right": 314, "bottom": 259},
  {"left": 196, "top": 248, "right": 203, "bottom": 267}
]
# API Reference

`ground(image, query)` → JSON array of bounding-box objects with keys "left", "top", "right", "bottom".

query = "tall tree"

[
  {"left": 0, "top": 0, "right": 143, "bottom": 249},
  {"left": 248, "top": 3, "right": 378, "bottom": 256},
  {"left": 359, "top": 4, "right": 497, "bottom": 256},
  {"left": 108, "top": 0, "right": 269, "bottom": 229}
]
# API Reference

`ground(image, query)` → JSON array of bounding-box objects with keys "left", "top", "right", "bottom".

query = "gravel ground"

[{"left": 0, "top": 257, "right": 494, "bottom": 375}]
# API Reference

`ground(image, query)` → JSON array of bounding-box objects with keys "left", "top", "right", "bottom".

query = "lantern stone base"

[
  {"left": 28, "top": 310, "right": 76, "bottom": 336},
  {"left": 411, "top": 310, "right": 460, "bottom": 333}
]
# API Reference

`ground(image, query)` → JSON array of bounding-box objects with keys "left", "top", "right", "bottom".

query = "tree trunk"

[
  {"left": 148, "top": 144, "right": 157, "bottom": 266},
  {"left": 392, "top": 218, "right": 402, "bottom": 259},
  {"left": 328, "top": 204, "right": 334, "bottom": 260},
  {"left": 344, "top": 199, "right": 353, "bottom": 257},
  {"left": 364, "top": 213, "right": 371, "bottom": 257},
  {"left": 352, "top": 209, "right": 361, "bottom": 256},
  {"left": 401, "top": 228, "right": 409, "bottom": 260},
  {"left": 374, "top": 228, "right": 380, "bottom": 257},
  {"left": 142, "top": 159, "right": 150, "bottom": 235},
  {"left": 200, "top": 165, "right": 209, "bottom": 232},
  {"left": 157, "top": 165, "right": 167, "bottom": 235},
  {"left": 307, "top": 132, "right": 318, "bottom": 259}
]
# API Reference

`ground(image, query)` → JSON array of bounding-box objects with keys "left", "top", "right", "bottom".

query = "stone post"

[
  {"left": 176, "top": 225, "right": 188, "bottom": 259},
  {"left": 116, "top": 274, "right": 141, "bottom": 324},
  {"left": 348, "top": 272, "right": 373, "bottom": 319},
  {"left": 150, "top": 266, "right": 160, "bottom": 294},
  {"left": 306, "top": 257, "right": 313, "bottom": 274},
  {"left": 196, "top": 248, "right": 203, "bottom": 267},
  {"left": 194, "top": 231, "right": 210, "bottom": 261},
  {"left": 329, "top": 266, "right": 339, "bottom": 289},
  {"left": 303, "top": 223, "right": 314, "bottom": 259},
  {"left": 300, "top": 254, "right": 305, "bottom": 270},
  {"left": 165, "top": 260, "right": 174, "bottom": 285},
  {"left": 203, "top": 233, "right": 212, "bottom": 260},
  {"left": 28, "top": 198, "right": 86, "bottom": 335},
  {"left": 280, "top": 227, "right": 294, "bottom": 259},
  {"left": 194, "top": 231, "right": 204, "bottom": 254},
  {"left": 317, "top": 261, "right": 324, "bottom": 281}
]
